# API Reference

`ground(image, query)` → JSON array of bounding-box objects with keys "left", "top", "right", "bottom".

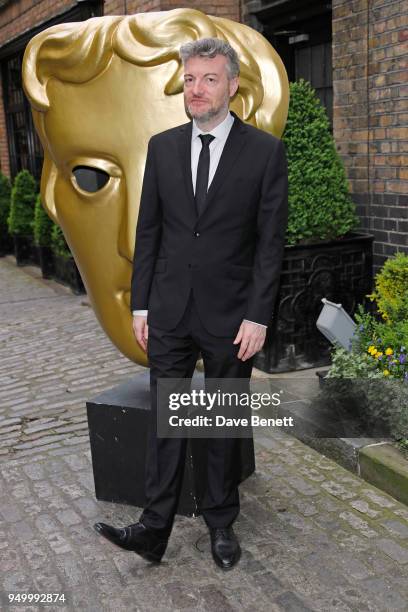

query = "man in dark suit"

[{"left": 95, "top": 37, "right": 288, "bottom": 570}]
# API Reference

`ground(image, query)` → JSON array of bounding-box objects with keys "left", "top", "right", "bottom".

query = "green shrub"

[
  {"left": 34, "top": 194, "right": 54, "bottom": 247},
  {"left": 0, "top": 172, "right": 11, "bottom": 243},
  {"left": 367, "top": 252, "right": 408, "bottom": 322},
  {"left": 7, "top": 170, "right": 37, "bottom": 236},
  {"left": 327, "top": 344, "right": 384, "bottom": 379},
  {"left": 51, "top": 223, "right": 71, "bottom": 259},
  {"left": 282, "top": 79, "right": 359, "bottom": 246}
]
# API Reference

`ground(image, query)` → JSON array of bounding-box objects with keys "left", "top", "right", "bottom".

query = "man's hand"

[
  {"left": 233, "top": 320, "right": 266, "bottom": 361},
  {"left": 132, "top": 315, "right": 148, "bottom": 352}
]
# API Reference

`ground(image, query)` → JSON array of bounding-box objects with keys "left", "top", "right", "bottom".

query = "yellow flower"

[
  {"left": 383, "top": 370, "right": 390, "bottom": 376},
  {"left": 376, "top": 352, "right": 383, "bottom": 359},
  {"left": 385, "top": 347, "right": 393, "bottom": 355},
  {"left": 368, "top": 345, "right": 376, "bottom": 354}
]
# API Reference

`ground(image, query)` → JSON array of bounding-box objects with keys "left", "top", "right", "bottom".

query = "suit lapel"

[
  {"left": 176, "top": 111, "right": 248, "bottom": 224},
  {"left": 203, "top": 113, "right": 247, "bottom": 218},
  {"left": 177, "top": 120, "right": 194, "bottom": 201}
]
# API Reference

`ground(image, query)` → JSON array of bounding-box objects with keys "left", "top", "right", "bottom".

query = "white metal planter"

[{"left": 316, "top": 297, "right": 357, "bottom": 351}]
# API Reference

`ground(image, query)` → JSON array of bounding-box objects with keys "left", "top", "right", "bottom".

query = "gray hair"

[{"left": 179, "top": 37, "right": 240, "bottom": 79}]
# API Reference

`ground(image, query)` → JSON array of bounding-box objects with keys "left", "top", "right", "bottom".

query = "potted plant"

[
  {"left": 326, "top": 252, "right": 408, "bottom": 450},
  {"left": 255, "top": 79, "right": 373, "bottom": 373},
  {"left": 51, "top": 223, "right": 85, "bottom": 295},
  {"left": 33, "top": 193, "right": 55, "bottom": 278},
  {"left": 7, "top": 170, "right": 38, "bottom": 266},
  {"left": 0, "top": 172, "right": 13, "bottom": 256}
]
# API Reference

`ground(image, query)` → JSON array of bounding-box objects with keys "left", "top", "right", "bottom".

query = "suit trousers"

[{"left": 140, "top": 289, "right": 254, "bottom": 537}]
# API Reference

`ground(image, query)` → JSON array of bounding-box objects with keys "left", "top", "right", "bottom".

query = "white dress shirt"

[{"left": 133, "top": 111, "right": 266, "bottom": 329}]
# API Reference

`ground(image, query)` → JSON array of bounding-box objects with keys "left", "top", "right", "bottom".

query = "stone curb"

[
  {"left": 91, "top": 362, "right": 408, "bottom": 509},
  {"left": 273, "top": 416, "right": 408, "bottom": 508},
  {"left": 298, "top": 370, "right": 408, "bottom": 507},
  {"left": 359, "top": 442, "right": 408, "bottom": 507},
  {"left": 199, "top": 362, "right": 408, "bottom": 507}
]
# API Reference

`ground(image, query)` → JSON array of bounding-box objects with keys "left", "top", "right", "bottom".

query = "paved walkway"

[{"left": 0, "top": 257, "right": 408, "bottom": 611}]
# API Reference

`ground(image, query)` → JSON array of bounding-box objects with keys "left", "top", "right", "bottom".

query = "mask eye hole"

[{"left": 72, "top": 165, "right": 110, "bottom": 192}]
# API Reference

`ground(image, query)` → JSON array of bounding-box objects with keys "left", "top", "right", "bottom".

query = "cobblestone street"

[
  {"left": 1, "top": 258, "right": 408, "bottom": 612},
  {"left": 0, "top": 258, "right": 139, "bottom": 460}
]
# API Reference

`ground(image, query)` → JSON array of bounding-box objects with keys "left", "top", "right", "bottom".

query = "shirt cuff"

[
  {"left": 243, "top": 319, "right": 267, "bottom": 329},
  {"left": 131, "top": 313, "right": 265, "bottom": 326}
]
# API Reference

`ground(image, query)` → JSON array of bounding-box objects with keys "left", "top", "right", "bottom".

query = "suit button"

[{"left": 194, "top": 231, "right": 200, "bottom": 237}]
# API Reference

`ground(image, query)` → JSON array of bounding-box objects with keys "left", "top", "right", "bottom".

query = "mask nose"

[
  {"left": 117, "top": 171, "right": 141, "bottom": 265},
  {"left": 118, "top": 213, "right": 134, "bottom": 264}
]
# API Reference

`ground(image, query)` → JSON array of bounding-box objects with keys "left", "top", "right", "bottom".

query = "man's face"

[{"left": 183, "top": 54, "right": 238, "bottom": 122}]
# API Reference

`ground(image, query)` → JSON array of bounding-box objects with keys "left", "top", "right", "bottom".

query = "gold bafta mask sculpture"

[{"left": 22, "top": 9, "right": 289, "bottom": 366}]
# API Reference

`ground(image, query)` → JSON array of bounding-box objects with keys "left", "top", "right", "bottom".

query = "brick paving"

[
  {"left": 0, "top": 258, "right": 140, "bottom": 461},
  {"left": 1, "top": 257, "right": 408, "bottom": 612}
]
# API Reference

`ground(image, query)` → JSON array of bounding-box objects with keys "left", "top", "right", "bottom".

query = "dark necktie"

[{"left": 195, "top": 134, "right": 215, "bottom": 217}]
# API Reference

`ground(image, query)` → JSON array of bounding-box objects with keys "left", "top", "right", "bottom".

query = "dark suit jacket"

[{"left": 130, "top": 110, "right": 288, "bottom": 337}]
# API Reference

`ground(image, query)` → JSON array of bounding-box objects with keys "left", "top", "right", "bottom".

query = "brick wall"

[
  {"left": 0, "top": 0, "right": 77, "bottom": 47},
  {"left": 159, "top": 1, "right": 239, "bottom": 21},
  {"left": 333, "top": 0, "right": 407, "bottom": 271},
  {"left": 0, "top": 68, "right": 8, "bottom": 176},
  {"left": 104, "top": 0, "right": 161, "bottom": 14},
  {"left": 104, "top": 0, "right": 239, "bottom": 18},
  {"left": 0, "top": 0, "right": 78, "bottom": 177}
]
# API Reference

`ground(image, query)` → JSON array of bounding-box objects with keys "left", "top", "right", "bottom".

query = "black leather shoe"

[
  {"left": 209, "top": 527, "right": 241, "bottom": 570},
  {"left": 93, "top": 521, "right": 168, "bottom": 563}
]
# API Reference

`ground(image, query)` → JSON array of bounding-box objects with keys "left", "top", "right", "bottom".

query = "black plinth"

[{"left": 86, "top": 370, "right": 255, "bottom": 517}]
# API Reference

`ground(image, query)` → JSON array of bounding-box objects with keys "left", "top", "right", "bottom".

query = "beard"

[{"left": 184, "top": 95, "right": 229, "bottom": 123}]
